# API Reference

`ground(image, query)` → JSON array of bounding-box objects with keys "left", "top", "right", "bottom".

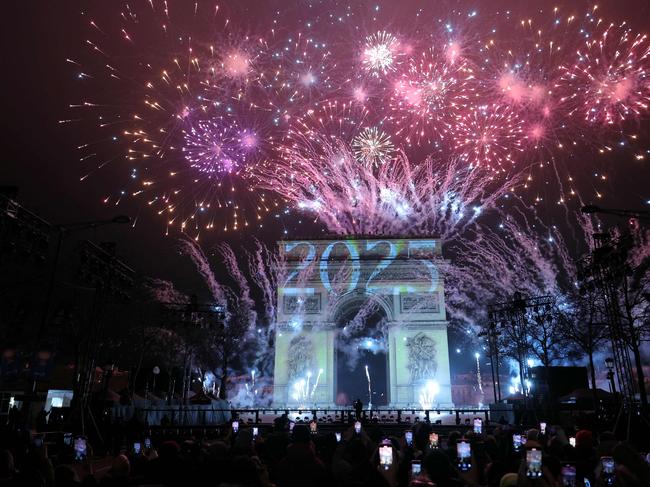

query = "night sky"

[{"left": 2, "top": 0, "right": 650, "bottom": 306}]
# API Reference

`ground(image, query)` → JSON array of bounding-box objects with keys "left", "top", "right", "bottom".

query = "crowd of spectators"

[{"left": 1, "top": 414, "right": 649, "bottom": 487}]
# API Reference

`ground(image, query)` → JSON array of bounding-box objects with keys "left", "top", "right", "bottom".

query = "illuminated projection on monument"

[
  {"left": 273, "top": 238, "right": 453, "bottom": 409},
  {"left": 282, "top": 239, "right": 440, "bottom": 296}
]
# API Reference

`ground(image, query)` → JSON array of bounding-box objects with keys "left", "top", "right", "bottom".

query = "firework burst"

[
  {"left": 64, "top": 2, "right": 650, "bottom": 236},
  {"left": 182, "top": 117, "right": 258, "bottom": 176},
  {"left": 352, "top": 127, "right": 395, "bottom": 167},
  {"left": 361, "top": 31, "right": 401, "bottom": 77},
  {"left": 388, "top": 46, "right": 477, "bottom": 144},
  {"left": 454, "top": 104, "right": 525, "bottom": 171},
  {"left": 560, "top": 23, "right": 650, "bottom": 125}
]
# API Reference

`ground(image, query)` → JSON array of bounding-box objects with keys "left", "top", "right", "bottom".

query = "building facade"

[{"left": 272, "top": 238, "right": 453, "bottom": 408}]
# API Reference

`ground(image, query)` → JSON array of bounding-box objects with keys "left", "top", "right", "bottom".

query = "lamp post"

[
  {"left": 152, "top": 366, "right": 160, "bottom": 394},
  {"left": 479, "top": 319, "right": 501, "bottom": 403},
  {"left": 605, "top": 357, "right": 617, "bottom": 396}
]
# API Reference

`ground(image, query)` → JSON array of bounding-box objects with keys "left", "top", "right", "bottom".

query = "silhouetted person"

[
  {"left": 353, "top": 398, "right": 363, "bottom": 421},
  {"left": 276, "top": 425, "right": 327, "bottom": 487}
]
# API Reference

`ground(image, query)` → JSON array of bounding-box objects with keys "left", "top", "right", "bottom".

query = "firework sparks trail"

[
  {"left": 178, "top": 238, "right": 230, "bottom": 308},
  {"left": 257, "top": 135, "right": 520, "bottom": 236},
  {"left": 365, "top": 365, "right": 373, "bottom": 409}
]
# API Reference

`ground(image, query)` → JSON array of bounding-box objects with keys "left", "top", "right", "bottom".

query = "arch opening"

[{"left": 334, "top": 297, "right": 389, "bottom": 407}]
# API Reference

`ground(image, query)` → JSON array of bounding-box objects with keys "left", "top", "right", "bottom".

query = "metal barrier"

[{"left": 124, "top": 406, "right": 492, "bottom": 427}]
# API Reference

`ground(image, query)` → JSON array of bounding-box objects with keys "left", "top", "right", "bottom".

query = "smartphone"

[
  {"left": 310, "top": 421, "right": 317, "bottom": 434},
  {"left": 63, "top": 433, "right": 73, "bottom": 447},
  {"left": 144, "top": 437, "right": 151, "bottom": 450},
  {"left": 540, "top": 422, "right": 547, "bottom": 435},
  {"left": 526, "top": 449, "right": 543, "bottom": 478},
  {"left": 252, "top": 427, "right": 259, "bottom": 437},
  {"left": 335, "top": 432, "right": 341, "bottom": 442},
  {"left": 601, "top": 457, "right": 615, "bottom": 486},
  {"left": 569, "top": 436, "right": 576, "bottom": 447},
  {"left": 74, "top": 437, "right": 87, "bottom": 462},
  {"left": 32, "top": 435, "right": 44, "bottom": 448},
  {"left": 133, "top": 442, "right": 142, "bottom": 456},
  {"left": 513, "top": 434, "right": 522, "bottom": 451},
  {"left": 457, "top": 441, "right": 471, "bottom": 472},
  {"left": 561, "top": 465, "right": 576, "bottom": 487},
  {"left": 232, "top": 420, "right": 239, "bottom": 433},
  {"left": 354, "top": 421, "right": 361, "bottom": 434},
  {"left": 429, "top": 432, "right": 439, "bottom": 449},
  {"left": 379, "top": 445, "right": 393, "bottom": 469},
  {"left": 411, "top": 460, "right": 421, "bottom": 476},
  {"left": 473, "top": 418, "right": 482, "bottom": 434},
  {"left": 405, "top": 430, "right": 413, "bottom": 446},
  {"left": 289, "top": 421, "right": 295, "bottom": 431}
]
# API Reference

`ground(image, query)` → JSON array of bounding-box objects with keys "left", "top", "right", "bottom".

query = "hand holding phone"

[
  {"left": 252, "top": 427, "right": 259, "bottom": 437},
  {"left": 74, "top": 437, "right": 87, "bottom": 462},
  {"left": 526, "top": 449, "right": 543, "bottom": 478},
  {"left": 411, "top": 460, "right": 421, "bottom": 476},
  {"left": 569, "top": 436, "right": 576, "bottom": 447},
  {"left": 457, "top": 441, "right": 471, "bottom": 472},
  {"left": 405, "top": 430, "right": 413, "bottom": 446},
  {"left": 335, "top": 432, "right": 341, "bottom": 442},
  {"left": 133, "top": 442, "right": 142, "bottom": 456},
  {"left": 354, "top": 421, "right": 361, "bottom": 434},
  {"left": 513, "top": 434, "right": 522, "bottom": 451},
  {"left": 473, "top": 418, "right": 482, "bottom": 434},
  {"left": 429, "top": 432, "right": 439, "bottom": 449},
  {"left": 232, "top": 420, "right": 239, "bottom": 433},
  {"left": 561, "top": 465, "right": 576, "bottom": 487},
  {"left": 540, "top": 422, "right": 547, "bottom": 435},
  {"left": 379, "top": 445, "right": 393, "bottom": 469},
  {"left": 144, "top": 437, "right": 151, "bottom": 450},
  {"left": 601, "top": 457, "right": 615, "bottom": 486}
]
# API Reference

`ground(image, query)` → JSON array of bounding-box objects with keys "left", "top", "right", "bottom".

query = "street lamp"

[{"left": 605, "top": 357, "right": 616, "bottom": 396}]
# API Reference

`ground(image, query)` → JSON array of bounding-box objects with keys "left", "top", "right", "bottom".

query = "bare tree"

[
  {"left": 617, "top": 232, "right": 650, "bottom": 409},
  {"left": 528, "top": 304, "right": 567, "bottom": 368},
  {"left": 559, "top": 290, "right": 609, "bottom": 396}
]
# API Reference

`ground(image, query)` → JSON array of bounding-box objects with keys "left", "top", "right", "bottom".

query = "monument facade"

[{"left": 273, "top": 238, "right": 453, "bottom": 408}]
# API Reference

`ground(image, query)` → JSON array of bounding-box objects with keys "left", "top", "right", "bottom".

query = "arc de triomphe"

[{"left": 272, "top": 238, "right": 453, "bottom": 408}]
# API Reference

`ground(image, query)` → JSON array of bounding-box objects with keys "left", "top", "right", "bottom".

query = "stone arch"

[
  {"left": 331, "top": 289, "right": 393, "bottom": 326},
  {"left": 331, "top": 289, "right": 392, "bottom": 406}
]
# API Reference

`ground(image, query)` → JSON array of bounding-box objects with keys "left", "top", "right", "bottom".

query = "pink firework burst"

[
  {"left": 560, "top": 23, "right": 650, "bottom": 125},
  {"left": 182, "top": 117, "right": 258, "bottom": 176},
  {"left": 454, "top": 104, "right": 525, "bottom": 171},
  {"left": 387, "top": 45, "right": 477, "bottom": 144}
]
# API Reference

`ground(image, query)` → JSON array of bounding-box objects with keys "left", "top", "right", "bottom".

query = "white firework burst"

[
  {"left": 352, "top": 127, "right": 395, "bottom": 167},
  {"left": 362, "top": 31, "right": 400, "bottom": 76}
]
